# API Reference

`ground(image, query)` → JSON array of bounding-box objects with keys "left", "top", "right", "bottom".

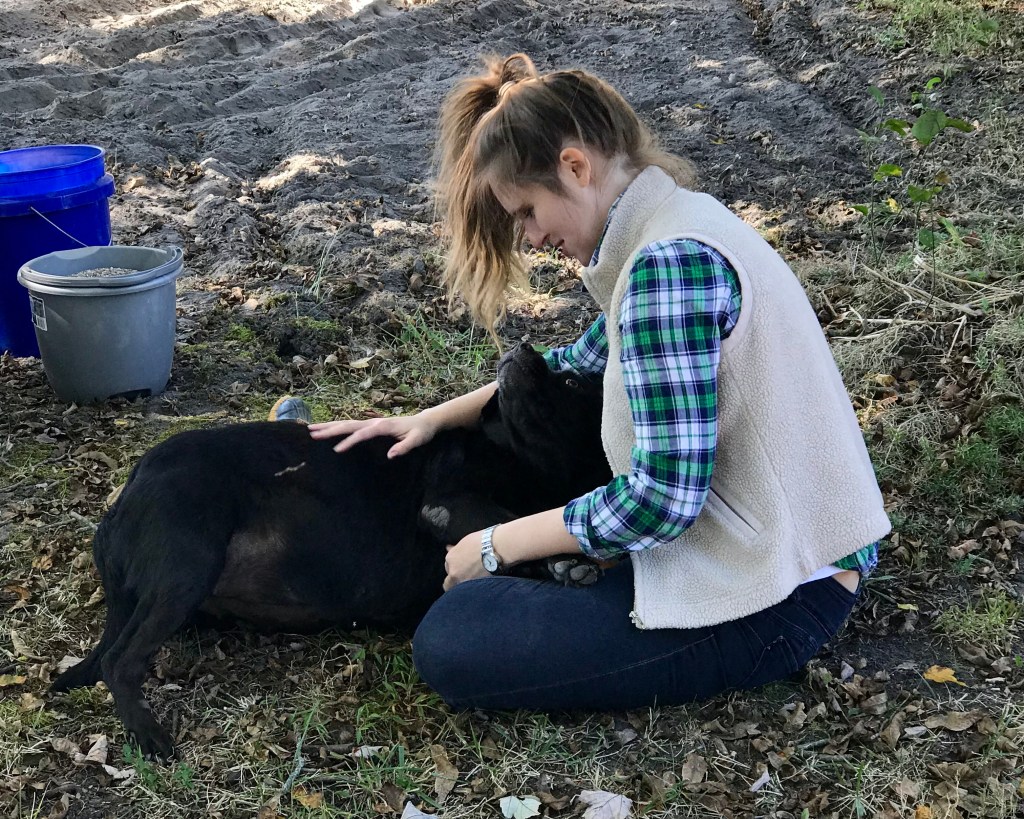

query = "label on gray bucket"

[{"left": 31, "top": 296, "right": 47, "bottom": 331}]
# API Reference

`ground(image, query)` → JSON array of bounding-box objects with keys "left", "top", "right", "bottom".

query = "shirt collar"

[{"left": 589, "top": 192, "right": 625, "bottom": 267}]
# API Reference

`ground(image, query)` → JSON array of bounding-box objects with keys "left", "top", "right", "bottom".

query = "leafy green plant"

[
  {"left": 123, "top": 743, "right": 161, "bottom": 790},
  {"left": 854, "top": 78, "right": 973, "bottom": 265}
]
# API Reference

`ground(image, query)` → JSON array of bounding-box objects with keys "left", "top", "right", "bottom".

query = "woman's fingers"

[
  {"left": 308, "top": 419, "right": 368, "bottom": 437},
  {"left": 331, "top": 420, "right": 398, "bottom": 453},
  {"left": 308, "top": 415, "right": 436, "bottom": 457}
]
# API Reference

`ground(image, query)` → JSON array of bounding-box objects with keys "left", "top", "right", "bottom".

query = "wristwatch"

[{"left": 480, "top": 524, "right": 505, "bottom": 575}]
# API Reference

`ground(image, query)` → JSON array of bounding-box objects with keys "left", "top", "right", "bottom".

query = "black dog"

[{"left": 52, "top": 343, "right": 610, "bottom": 759}]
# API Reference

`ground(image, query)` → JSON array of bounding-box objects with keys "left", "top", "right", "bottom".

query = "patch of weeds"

[
  {"left": 123, "top": 743, "right": 162, "bottom": 791},
  {"left": 854, "top": 78, "right": 973, "bottom": 266},
  {"left": 310, "top": 312, "right": 498, "bottom": 418},
  {"left": 977, "top": 313, "right": 1024, "bottom": 401},
  {"left": 171, "top": 762, "right": 197, "bottom": 792},
  {"left": 354, "top": 642, "right": 443, "bottom": 745},
  {"left": 871, "top": 402, "right": 1024, "bottom": 532},
  {"left": 295, "top": 316, "right": 340, "bottom": 334},
  {"left": 922, "top": 404, "right": 1024, "bottom": 515},
  {"left": 226, "top": 322, "right": 256, "bottom": 343},
  {"left": 0, "top": 698, "right": 54, "bottom": 732},
  {"left": 176, "top": 341, "right": 224, "bottom": 388},
  {"left": 339, "top": 744, "right": 432, "bottom": 816},
  {"left": 64, "top": 685, "right": 109, "bottom": 710},
  {"left": 865, "top": 0, "right": 1002, "bottom": 56},
  {"left": 934, "top": 590, "right": 1022, "bottom": 654},
  {"left": 391, "top": 313, "right": 496, "bottom": 375},
  {"left": 0, "top": 440, "right": 59, "bottom": 487}
]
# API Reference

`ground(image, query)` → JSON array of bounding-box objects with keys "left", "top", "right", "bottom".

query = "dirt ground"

[{"left": 2, "top": 0, "right": 1023, "bottom": 818}]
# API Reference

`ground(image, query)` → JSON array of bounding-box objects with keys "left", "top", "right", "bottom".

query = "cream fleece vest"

[{"left": 582, "top": 167, "right": 891, "bottom": 629}]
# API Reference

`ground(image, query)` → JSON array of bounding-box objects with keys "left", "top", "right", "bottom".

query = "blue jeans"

[{"left": 412, "top": 561, "right": 858, "bottom": 710}]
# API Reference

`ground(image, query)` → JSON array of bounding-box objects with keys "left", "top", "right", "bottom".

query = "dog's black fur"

[{"left": 51, "top": 344, "right": 610, "bottom": 759}]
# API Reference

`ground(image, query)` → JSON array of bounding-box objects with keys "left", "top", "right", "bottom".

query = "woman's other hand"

[
  {"left": 443, "top": 530, "right": 491, "bottom": 591},
  {"left": 309, "top": 413, "right": 440, "bottom": 458}
]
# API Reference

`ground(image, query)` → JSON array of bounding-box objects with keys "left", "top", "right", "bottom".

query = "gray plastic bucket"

[{"left": 17, "top": 245, "right": 182, "bottom": 403}]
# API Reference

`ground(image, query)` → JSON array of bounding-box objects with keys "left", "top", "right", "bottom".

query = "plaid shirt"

[{"left": 544, "top": 237, "right": 878, "bottom": 576}]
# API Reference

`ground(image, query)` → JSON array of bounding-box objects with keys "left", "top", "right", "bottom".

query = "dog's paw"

[
  {"left": 547, "top": 556, "right": 602, "bottom": 587},
  {"left": 419, "top": 504, "right": 451, "bottom": 538}
]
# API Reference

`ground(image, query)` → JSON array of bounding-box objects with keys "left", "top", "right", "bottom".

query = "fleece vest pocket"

[{"left": 704, "top": 486, "right": 761, "bottom": 540}]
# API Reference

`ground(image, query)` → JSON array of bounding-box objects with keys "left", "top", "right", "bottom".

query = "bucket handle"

[{"left": 29, "top": 206, "right": 112, "bottom": 249}]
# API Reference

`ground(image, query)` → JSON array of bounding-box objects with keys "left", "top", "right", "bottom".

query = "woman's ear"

[{"left": 558, "top": 146, "right": 593, "bottom": 188}]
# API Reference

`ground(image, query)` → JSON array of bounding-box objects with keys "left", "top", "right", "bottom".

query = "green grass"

[
  {"left": 867, "top": 0, "right": 1003, "bottom": 56},
  {"left": 307, "top": 312, "right": 498, "bottom": 419},
  {"left": 225, "top": 322, "right": 256, "bottom": 343},
  {"left": 934, "top": 590, "right": 1023, "bottom": 654}
]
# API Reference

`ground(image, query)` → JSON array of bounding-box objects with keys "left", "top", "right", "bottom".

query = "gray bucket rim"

[
  {"left": 18, "top": 268, "right": 179, "bottom": 298},
  {"left": 17, "top": 245, "right": 183, "bottom": 289}
]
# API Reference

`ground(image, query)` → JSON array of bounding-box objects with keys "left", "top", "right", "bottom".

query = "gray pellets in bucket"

[{"left": 17, "top": 245, "right": 182, "bottom": 404}]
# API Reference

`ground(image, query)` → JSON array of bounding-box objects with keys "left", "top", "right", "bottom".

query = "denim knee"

[{"left": 411, "top": 590, "right": 466, "bottom": 705}]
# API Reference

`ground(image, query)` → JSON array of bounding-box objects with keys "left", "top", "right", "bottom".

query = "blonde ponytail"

[{"left": 434, "top": 54, "right": 696, "bottom": 334}]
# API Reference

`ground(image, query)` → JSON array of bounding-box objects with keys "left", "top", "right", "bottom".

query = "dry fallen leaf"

[
  {"left": 50, "top": 737, "right": 81, "bottom": 757},
  {"left": 256, "top": 796, "right": 282, "bottom": 819},
  {"left": 291, "top": 786, "right": 324, "bottom": 809},
  {"left": 430, "top": 743, "right": 459, "bottom": 802},
  {"left": 915, "top": 806, "right": 933, "bottom": 819},
  {"left": 500, "top": 795, "right": 541, "bottom": 819},
  {"left": 56, "top": 656, "right": 83, "bottom": 674},
  {"left": 0, "top": 674, "right": 27, "bottom": 688},
  {"left": 923, "top": 665, "right": 966, "bottom": 686},
  {"left": 680, "top": 753, "right": 708, "bottom": 785},
  {"left": 578, "top": 789, "right": 632, "bottom": 819},
  {"left": 10, "top": 629, "right": 44, "bottom": 660},
  {"left": 381, "top": 783, "right": 406, "bottom": 813},
  {"left": 881, "top": 712, "right": 904, "bottom": 748},
  {"left": 78, "top": 734, "right": 109, "bottom": 765},
  {"left": 924, "top": 711, "right": 981, "bottom": 732}
]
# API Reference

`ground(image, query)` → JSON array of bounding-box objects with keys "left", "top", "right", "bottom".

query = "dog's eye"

[{"left": 565, "top": 377, "right": 580, "bottom": 389}]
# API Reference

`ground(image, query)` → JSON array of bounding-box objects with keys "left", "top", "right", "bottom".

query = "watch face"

[{"left": 482, "top": 553, "right": 499, "bottom": 573}]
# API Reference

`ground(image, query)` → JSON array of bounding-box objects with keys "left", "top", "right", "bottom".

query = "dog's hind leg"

[
  {"left": 98, "top": 519, "right": 226, "bottom": 761},
  {"left": 50, "top": 587, "right": 136, "bottom": 691},
  {"left": 99, "top": 568, "right": 222, "bottom": 761}
]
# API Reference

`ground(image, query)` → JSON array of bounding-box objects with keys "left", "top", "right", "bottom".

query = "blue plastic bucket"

[{"left": 0, "top": 145, "right": 115, "bottom": 357}]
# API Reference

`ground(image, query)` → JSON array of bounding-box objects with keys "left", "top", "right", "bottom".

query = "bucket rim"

[
  {"left": 0, "top": 144, "right": 105, "bottom": 176},
  {"left": 18, "top": 269, "right": 180, "bottom": 298},
  {"left": 18, "top": 245, "right": 183, "bottom": 289}
]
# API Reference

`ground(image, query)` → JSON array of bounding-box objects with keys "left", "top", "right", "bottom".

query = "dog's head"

[{"left": 480, "top": 343, "right": 609, "bottom": 500}]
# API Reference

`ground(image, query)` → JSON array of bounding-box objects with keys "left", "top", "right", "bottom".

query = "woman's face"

[{"left": 490, "top": 153, "right": 608, "bottom": 264}]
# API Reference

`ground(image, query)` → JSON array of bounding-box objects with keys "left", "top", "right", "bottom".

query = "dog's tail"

[{"left": 51, "top": 519, "right": 134, "bottom": 692}]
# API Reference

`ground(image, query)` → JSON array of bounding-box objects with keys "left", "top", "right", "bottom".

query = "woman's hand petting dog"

[{"left": 309, "top": 413, "right": 441, "bottom": 459}]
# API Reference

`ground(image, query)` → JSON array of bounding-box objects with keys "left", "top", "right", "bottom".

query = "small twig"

[
  {"left": 861, "top": 265, "right": 983, "bottom": 317},
  {"left": 946, "top": 314, "right": 968, "bottom": 360},
  {"left": 66, "top": 510, "right": 98, "bottom": 532}
]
